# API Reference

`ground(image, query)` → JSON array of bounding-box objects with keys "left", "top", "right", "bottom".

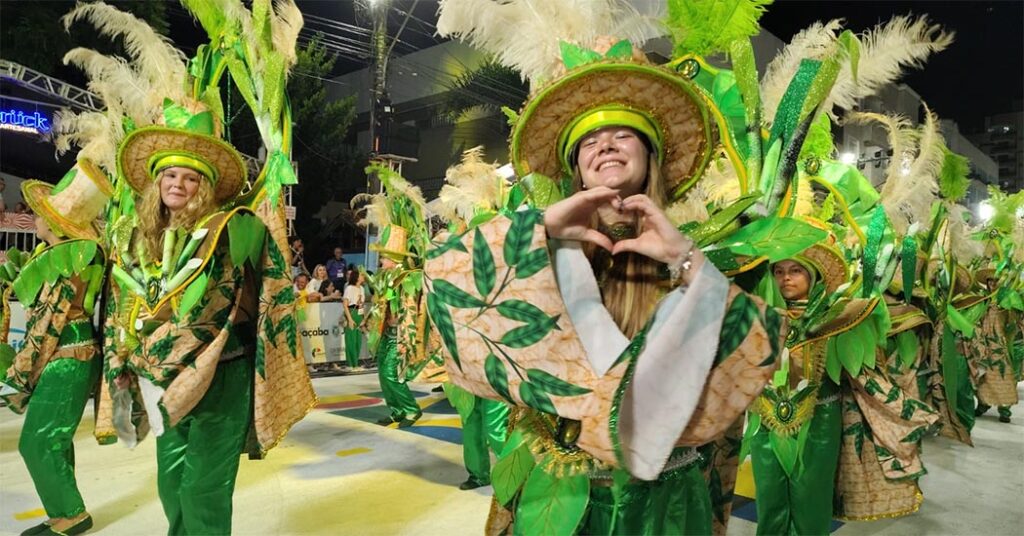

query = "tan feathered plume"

[
  {"left": 945, "top": 204, "right": 984, "bottom": 264},
  {"left": 436, "top": 0, "right": 663, "bottom": 84},
  {"left": 760, "top": 19, "right": 844, "bottom": 120},
  {"left": 761, "top": 16, "right": 952, "bottom": 121},
  {"left": 55, "top": 2, "right": 190, "bottom": 173},
  {"left": 845, "top": 109, "right": 939, "bottom": 235},
  {"left": 435, "top": 147, "right": 507, "bottom": 225},
  {"left": 62, "top": 2, "right": 188, "bottom": 103},
  {"left": 824, "top": 16, "right": 953, "bottom": 115}
]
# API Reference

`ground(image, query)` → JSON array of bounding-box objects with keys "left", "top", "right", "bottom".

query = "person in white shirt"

[{"left": 341, "top": 269, "right": 367, "bottom": 369}]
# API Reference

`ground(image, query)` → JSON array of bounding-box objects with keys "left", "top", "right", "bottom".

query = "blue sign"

[{"left": 0, "top": 109, "right": 51, "bottom": 134}]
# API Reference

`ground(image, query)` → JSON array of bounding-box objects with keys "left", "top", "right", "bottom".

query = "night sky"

[{"left": 760, "top": 0, "right": 1024, "bottom": 132}]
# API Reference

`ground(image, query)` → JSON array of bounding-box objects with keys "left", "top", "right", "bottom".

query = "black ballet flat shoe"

[
  {"left": 41, "top": 515, "right": 92, "bottom": 536},
  {"left": 459, "top": 477, "right": 489, "bottom": 490},
  {"left": 999, "top": 415, "right": 1011, "bottom": 423},
  {"left": 20, "top": 522, "right": 50, "bottom": 536},
  {"left": 376, "top": 416, "right": 396, "bottom": 426}
]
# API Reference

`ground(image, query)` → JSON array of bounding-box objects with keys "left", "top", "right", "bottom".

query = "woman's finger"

[{"left": 581, "top": 229, "right": 614, "bottom": 252}]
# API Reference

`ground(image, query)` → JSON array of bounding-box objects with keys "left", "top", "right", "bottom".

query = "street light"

[
  {"left": 978, "top": 201, "right": 994, "bottom": 222},
  {"left": 839, "top": 152, "right": 857, "bottom": 165}
]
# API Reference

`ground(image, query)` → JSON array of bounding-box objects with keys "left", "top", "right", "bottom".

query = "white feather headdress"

[
  {"left": 436, "top": 0, "right": 663, "bottom": 84},
  {"left": 54, "top": 2, "right": 189, "bottom": 173},
  {"left": 761, "top": 16, "right": 952, "bottom": 121}
]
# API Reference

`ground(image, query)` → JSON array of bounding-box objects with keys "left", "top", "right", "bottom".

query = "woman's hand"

[
  {"left": 611, "top": 194, "right": 700, "bottom": 270},
  {"left": 543, "top": 186, "right": 621, "bottom": 252}
]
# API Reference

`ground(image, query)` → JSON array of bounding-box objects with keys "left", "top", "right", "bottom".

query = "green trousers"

[
  {"left": 376, "top": 332, "right": 421, "bottom": 421},
  {"left": 20, "top": 355, "right": 101, "bottom": 518},
  {"left": 751, "top": 399, "right": 842, "bottom": 536},
  {"left": 462, "top": 397, "right": 509, "bottom": 482},
  {"left": 156, "top": 358, "right": 253, "bottom": 536},
  {"left": 579, "top": 456, "right": 712, "bottom": 535},
  {"left": 344, "top": 309, "right": 363, "bottom": 368}
]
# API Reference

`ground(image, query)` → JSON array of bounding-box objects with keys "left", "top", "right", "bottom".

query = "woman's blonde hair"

[
  {"left": 572, "top": 150, "right": 668, "bottom": 339},
  {"left": 313, "top": 264, "right": 328, "bottom": 279},
  {"left": 137, "top": 169, "right": 218, "bottom": 260}
]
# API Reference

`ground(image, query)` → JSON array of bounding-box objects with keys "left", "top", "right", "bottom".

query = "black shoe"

[
  {"left": 999, "top": 415, "right": 1011, "bottom": 423},
  {"left": 41, "top": 515, "right": 92, "bottom": 536},
  {"left": 975, "top": 404, "right": 990, "bottom": 417},
  {"left": 20, "top": 522, "right": 50, "bottom": 536},
  {"left": 459, "top": 477, "right": 489, "bottom": 490},
  {"left": 376, "top": 416, "right": 396, "bottom": 426}
]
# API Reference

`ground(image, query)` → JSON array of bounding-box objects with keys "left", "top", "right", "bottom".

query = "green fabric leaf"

[
  {"left": 427, "top": 233, "right": 469, "bottom": 260},
  {"left": 769, "top": 430, "right": 799, "bottom": 477},
  {"left": 524, "top": 175, "right": 565, "bottom": 211},
  {"left": 500, "top": 315, "right": 560, "bottom": 349},
  {"left": 428, "top": 292, "right": 460, "bottom": 370},
  {"left": 492, "top": 440, "right": 536, "bottom": 505},
  {"left": 48, "top": 246, "right": 73, "bottom": 280},
  {"left": 559, "top": 41, "right": 602, "bottom": 70},
  {"left": 693, "top": 193, "right": 761, "bottom": 247},
  {"left": 514, "top": 461, "right": 590, "bottom": 536},
  {"left": 901, "top": 236, "right": 917, "bottom": 303},
  {"left": 761, "top": 307, "right": 783, "bottom": 366},
  {"left": 515, "top": 249, "right": 550, "bottom": 280},
  {"left": 826, "top": 337, "right": 842, "bottom": 384},
  {"left": 895, "top": 330, "right": 920, "bottom": 369},
  {"left": 716, "top": 293, "right": 759, "bottom": 363},
  {"left": 603, "top": 39, "right": 633, "bottom": 60},
  {"left": 723, "top": 216, "right": 828, "bottom": 262},
  {"left": 485, "top": 353, "right": 514, "bottom": 404},
  {"left": 472, "top": 227, "right": 497, "bottom": 298},
  {"left": 176, "top": 272, "right": 209, "bottom": 320},
  {"left": 432, "top": 279, "right": 487, "bottom": 308},
  {"left": 67, "top": 241, "right": 98, "bottom": 274},
  {"left": 443, "top": 382, "right": 477, "bottom": 420},
  {"left": 504, "top": 210, "right": 538, "bottom": 267},
  {"left": 739, "top": 412, "right": 760, "bottom": 462},
  {"left": 838, "top": 329, "right": 865, "bottom": 377},
  {"left": 526, "top": 368, "right": 592, "bottom": 397},
  {"left": 496, "top": 300, "right": 548, "bottom": 324},
  {"left": 946, "top": 305, "right": 975, "bottom": 338},
  {"left": 518, "top": 382, "right": 557, "bottom": 414}
]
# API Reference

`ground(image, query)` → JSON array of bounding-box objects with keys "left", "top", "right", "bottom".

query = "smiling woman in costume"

[
  {"left": 422, "top": 37, "right": 784, "bottom": 534},
  {"left": 105, "top": 104, "right": 314, "bottom": 535}
]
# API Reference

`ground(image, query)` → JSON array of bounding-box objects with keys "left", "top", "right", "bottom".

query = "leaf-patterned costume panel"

[
  {"left": 970, "top": 305, "right": 1018, "bottom": 408},
  {"left": 424, "top": 212, "right": 783, "bottom": 481},
  {"left": 835, "top": 360, "right": 939, "bottom": 520},
  {"left": 106, "top": 206, "right": 315, "bottom": 456},
  {"left": 2, "top": 276, "right": 96, "bottom": 414}
]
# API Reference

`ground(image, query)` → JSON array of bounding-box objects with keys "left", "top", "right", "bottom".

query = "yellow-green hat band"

[
  {"left": 148, "top": 153, "right": 218, "bottom": 185},
  {"left": 559, "top": 107, "right": 664, "bottom": 175}
]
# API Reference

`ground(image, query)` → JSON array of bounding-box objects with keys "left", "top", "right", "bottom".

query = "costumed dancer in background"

[
  {"left": 431, "top": 148, "right": 512, "bottom": 491},
  {"left": 354, "top": 165, "right": 429, "bottom": 428},
  {"left": 971, "top": 189, "right": 1024, "bottom": 422},
  {"left": 0, "top": 162, "right": 111, "bottom": 536}
]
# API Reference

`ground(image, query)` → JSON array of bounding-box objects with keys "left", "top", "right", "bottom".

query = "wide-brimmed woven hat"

[
  {"left": 793, "top": 242, "right": 849, "bottom": 294},
  {"left": 22, "top": 158, "right": 113, "bottom": 241},
  {"left": 511, "top": 60, "right": 712, "bottom": 200},
  {"left": 117, "top": 104, "right": 246, "bottom": 206},
  {"left": 371, "top": 225, "right": 414, "bottom": 262}
]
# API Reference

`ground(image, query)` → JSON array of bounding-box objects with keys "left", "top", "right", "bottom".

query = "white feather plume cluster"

[
  {"left": 54, "top": 2, "right": 189, "bottom": 173},
  {"left": 761, "top": 16, "right": 952, "bottom": 121},
  {"left": 436, "top": 0, "right": 663, "bottom": 84},
  {"left": 436, "top": 147, "right": 507, "bottom": 225},
  {"left": 945, "top": 204, "right": 984, "bottom": 264},
  {"left": 666, "top": 184, "right": 710, "bottom": 226},
  {"left": 846, "top": 106, "right": 941, "bottom": 236}
]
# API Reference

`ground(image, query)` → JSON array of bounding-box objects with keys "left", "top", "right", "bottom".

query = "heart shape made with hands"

[{"left": 543, "top": 186, "right": 691, "bottom": 266}]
